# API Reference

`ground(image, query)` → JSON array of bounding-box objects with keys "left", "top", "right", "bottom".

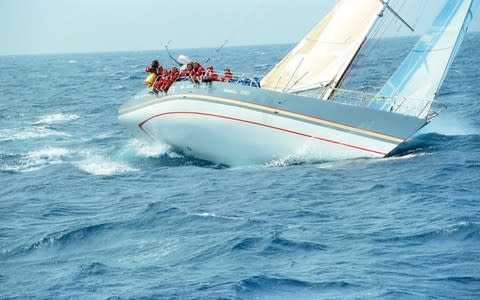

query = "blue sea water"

[{"left": 1, "top": 33, "right": 480, "bottom": 299}]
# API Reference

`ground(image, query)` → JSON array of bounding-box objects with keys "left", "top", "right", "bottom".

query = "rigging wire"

[
  {"left": 343, "top": 0, "right": 432, "bottom": 89},
  {"left": 338, "top": 0, "right": 416, "bottom": 91}
]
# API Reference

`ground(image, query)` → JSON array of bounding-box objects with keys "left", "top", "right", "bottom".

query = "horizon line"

[{"left": 2, "top": 30, "right": 479, "bottom": 57}]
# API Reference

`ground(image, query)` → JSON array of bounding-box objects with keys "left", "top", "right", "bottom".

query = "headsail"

[
  {"left": 260, "top": 0, "right": 384, "bottom": 97},
  {"left": 373, "top": 0, "right": 480, "bottom": 118}
]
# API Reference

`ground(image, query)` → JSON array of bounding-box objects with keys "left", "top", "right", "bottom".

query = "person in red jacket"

[
  {"left": 161, "top": 66, "right": 180, "bottom": 92},
  {"left": 204, "top": 66, "right": 219, "bottom": 81},
  {"left": 190, "top": 61, "right": 206, "bottom": 84},
  {"left": 145, "top": 60, "right": 163, "bottom": 75},
  {"left": 221, "top": 68, "right": 233, "bottom": 82},
  {"left": 144, "top": 60, "right": 164, "bottom": 87},
  {"left": 152, "top": 69, "right": 168, "bottom": 92},
  {"left": 179, "top": 62, "right": 193, "bottom": 79},
  {"left": 202, "top": 66, "right": 219, "bottom": 87},
  {"left": 152, "top": 67, "right": 181, "bottom": 94}
]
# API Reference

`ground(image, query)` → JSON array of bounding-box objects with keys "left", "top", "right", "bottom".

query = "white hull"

[
  {"left": 119, "top": 83, "right": 426, "bottom": 166},
  {"left": 122, "top": 100, "right": 392, "bottom": 166}
]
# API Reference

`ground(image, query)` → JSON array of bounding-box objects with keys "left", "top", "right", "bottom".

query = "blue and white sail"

[{"left": 372, "top": 0, "right": 479, "bottom": 119}]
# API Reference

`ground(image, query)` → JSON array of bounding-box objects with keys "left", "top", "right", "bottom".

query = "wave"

[
  {"left": 139, "top": 203, "right": 245, "bottom": 229},
  {"left": 120, "top": 74, "right": 143, "bottom": 80},
  {"left": 235, "top": 275, "right": 356, "bottom": 298},
  {"left": 265, "top": 155, "right": 307, "bottom": 168},
  {"left": 0, "top": 126, "right": 71, "bottom": 142},
  {"left": 27, "top": 147, "right": 70, "bottom": 159},
  {"left": 112, "top": 85, "right": 126, "bottom": 91},
  {"left": 77, "top": 262, "right": 109, "bottom": 277},
  {"left": 377, "top": 221, "right": 480, "bottom": 244},
  {"left": 119, "top": 138, "right": 225, "bottom": 169},
  {"left": 391, "top": 131, "right": 479, "bottom": 157},
  {"left": 1, "top": 145, "right": 140, "bottom": 175},
  {"left": 231, "top": 237, "right": 264, "bottom": 251},
  {"left": 261, "top": 236, "right": 327, "bottom": 255},
  {"left": 238, "top": 276, "right": 317, "bottom": 290},
  {"left": 1, "top": 223, "right": 112, "bottom": 258},
  {"left": 421, "top": 111, "right": 479, "bottom": 136},
  {"left": 72, "top": 151, "right": 138, "bottom": 176},
  {"left": 433, "top": 276, "right": 480, "bottom": 284},
  {"left": 230, "top": 235, "right": 327, "bottom": 255},
  {"left": 143, "top": 202, "right": 179, "bottom": 213},
  {"left": 0, "top": 147, "right": 71, "bottom": 173},
  {"left": 125, "top": 139, "right": 173, "bottom": 159},
  {"left": 189, "top": 211, "right": 245, "bottom": 221},
  {"left": 34, "top": 113, "right": 79, "bottom": 125}
]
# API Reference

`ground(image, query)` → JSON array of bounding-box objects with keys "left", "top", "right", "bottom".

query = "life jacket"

[
  {"left": 205, "top": 70, "right": 219, "bottom": 81},
  {"left": 145, "top": 64, "right": 163, "bottom": 74},
  {"left": 179, "top": 69, "right": 191, "bottom": 78},
  {"left": 170, "top": 70, "right": 180, "bottom": 81},
  {"left": 222, "top": 71, "right": 233, "bottom": 82},
  {"left": 153, "top": 75, "right": 166, "bottom": 90},
  {"left": 144, "top": 73, "right": 157, "bottom": 86},
  {"left": 192, "top": 66, "right": 206, "bottom": 77},
  {"left": 210, "top": 73, "right": 219, "bottom": 81},
  {"left": 156, "top": 65, "right": 164, "bottom": 75}
]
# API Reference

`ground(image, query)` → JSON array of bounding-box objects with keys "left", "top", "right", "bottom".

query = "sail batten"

[{"left": 260, "top": 0, "right": 384, "bottom": 96}]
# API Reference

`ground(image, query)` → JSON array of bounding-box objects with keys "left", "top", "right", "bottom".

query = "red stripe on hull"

[{"left": 139, "top": 111, "right": 388, "bottom": 156}]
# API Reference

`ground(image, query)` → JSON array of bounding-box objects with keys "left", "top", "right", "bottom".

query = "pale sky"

[{"left": 1, "top": 0, "right": 480, "bottom": 55}]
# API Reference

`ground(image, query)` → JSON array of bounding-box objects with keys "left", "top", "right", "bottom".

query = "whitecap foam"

[
  {"left": 382, "top": 152, "right": 428, "bottom": 161},
  {"left": 28, "top": 147, "right": 71, "bottom": 159},
  {"left": 127, "top": 139, "right": 173, "bottom": 158},
  {"left": 34, "top": 113, "right": 79, "bottom": 125},
  {"left": 265, "top": 155, "right": 305, "bottom": 168},
  {"left": 112, "top": 85, "right": 126, "bottom": 91},
  {"left": 265, "top": 140, "right": 323, "bottom": 167},
  {"left": 190, "top": 211, "right": 245, "bottom": 221},
  {"left": 73, "top": 152, "right": 138, "bottom": 176},
  {"left": 68, "top": 60, "right": 77, "bottom": 64},
  {"left": 0, "top": 126, "right": 71, "bottom": 142},
  {"left": 437, "top": 221, "right": 473, "bottom": 234},
  {"left": 1, "top": 147, "right": 71, "bottom": 173},
  {"left": 120, "top": 75, "right": 137, "bottom": 80}
]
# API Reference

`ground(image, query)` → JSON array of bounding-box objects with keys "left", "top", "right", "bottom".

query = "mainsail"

[
  {"left": 260, "top": 0, "right": 384, "bottom": 97},
  {"left": 372, "top": 0, "right": 480, "bottom": 118}
]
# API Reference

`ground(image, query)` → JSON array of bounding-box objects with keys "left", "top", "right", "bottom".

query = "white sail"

[
  {"left": 260, "top": 0, "right": 383, "bottom": 96},
  {"left": 374, "top": 0, "right": 480, "bottom": 118}
]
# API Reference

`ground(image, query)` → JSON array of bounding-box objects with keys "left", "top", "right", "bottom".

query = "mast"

[{"left": 321, "top": 0, "right": 416, "bottom": 100}]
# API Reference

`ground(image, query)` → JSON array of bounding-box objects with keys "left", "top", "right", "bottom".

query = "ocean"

[{"left": 1, "top": 33, "right": 479, "bottom": 299}]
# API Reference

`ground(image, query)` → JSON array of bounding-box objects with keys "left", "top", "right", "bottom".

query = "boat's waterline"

[{"left": 119, "top": 83, "right": 427, "bottom": 166}]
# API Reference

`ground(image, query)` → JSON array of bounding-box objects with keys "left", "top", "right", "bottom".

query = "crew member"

[
  {"left": 221, "top": 68, "right": 233, "bottom": 82},
  {"left": 152, "top": 69, "right": 167, "bottom": 93},
  {"left": 190, "top": 61, "right": 206, "bottom": 84},
  {"left": 203, "top": 66, "right": 219, "bottom": 81},
  {"left": 179, "top": 62, "right": 193, "bottom": 79},
  {"left": 161, "top": 66, "right": 180, "bottom": 92},
  {"left": 145, "top": 60, "right": 163, "bottom": 75},
  {"left": 202, "top": 66, "right": 219, "bottom": 87}
]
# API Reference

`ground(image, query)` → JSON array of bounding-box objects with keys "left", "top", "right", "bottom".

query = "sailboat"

[{"left": 118, "top": 0, "right": 479, "bottom": 166}]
